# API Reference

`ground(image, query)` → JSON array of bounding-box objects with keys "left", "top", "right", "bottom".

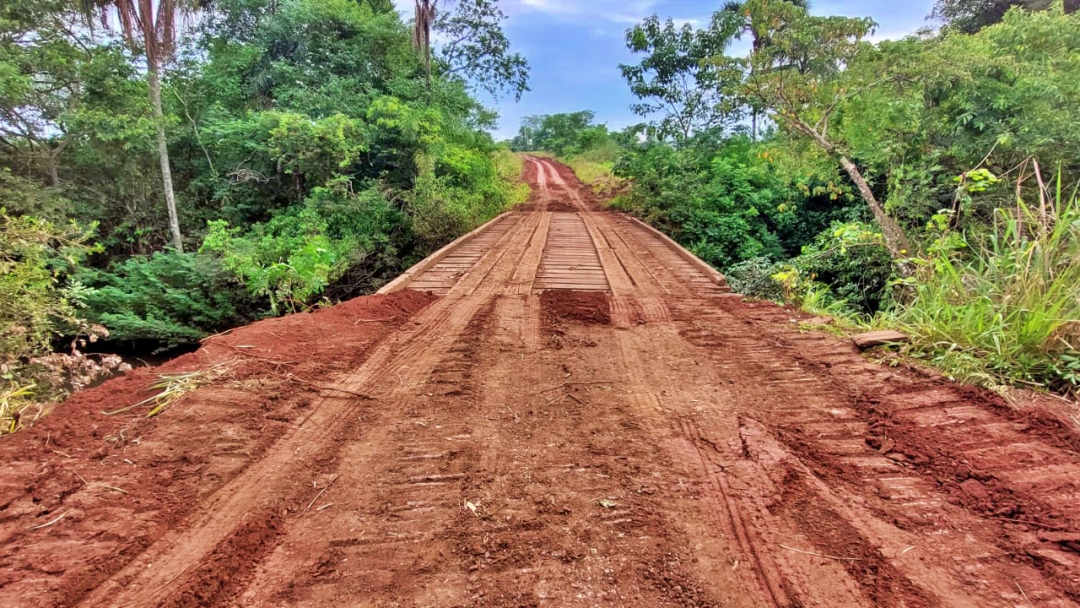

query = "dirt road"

[{"left": 3, "top": 157, "right": 1080, "bottom": 607}]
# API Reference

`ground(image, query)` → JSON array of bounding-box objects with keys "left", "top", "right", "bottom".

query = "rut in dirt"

[{"left": 2, "top": 157, "right": 1080, "bottom": 608}]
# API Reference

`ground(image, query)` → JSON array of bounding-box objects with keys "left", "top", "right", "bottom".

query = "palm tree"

[
  {"left": 413, "top": 0, "right": 438, "bottom": 91},
  {"left": 81, "top": 0, "right": 192, "bottom": 251}
]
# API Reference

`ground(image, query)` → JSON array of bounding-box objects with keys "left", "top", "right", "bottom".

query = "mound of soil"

[
  {"left": 540, "top": 291, "right": 611, "bottom": 328},
  {"left": 0, "top": 290, "right": 437, "bottom": 608}
]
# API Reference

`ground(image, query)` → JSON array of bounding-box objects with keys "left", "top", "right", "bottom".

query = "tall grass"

[
  {"left": 565, "top": 140, "right": 624, "bottom": 196},
  {"left": 493, "top": 148, "right": 531, "bottom": 206},
  {"left": 0, "top": 383, "right": 39, "bottom": 436},
  {"left": 887, "top": 174, "right": 1080, "bottom": 393}
]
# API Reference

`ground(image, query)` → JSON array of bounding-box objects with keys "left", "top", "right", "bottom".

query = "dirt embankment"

[{"left": 0, "top": 290, "right": 436, "bottom": 607}]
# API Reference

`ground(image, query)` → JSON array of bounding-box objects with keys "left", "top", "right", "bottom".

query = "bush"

[
  {"left": 202, "top": 179, "right": 404, "bottom": 313},
  {"left": 614, "top": 139, "right": 790, "bottom": 269},
  {"left": 886, "top": 180, "right": 1080, "bottom": 393},
  {"left": 725, "top": 257, "right": 784, "bottom": 301},
  {"left": 0, "top": 210, "right": 126, "bottom": 433},
  {"left": 1, "top": 210, "right": 98, "bottom": 360},
  {"left": 494, "top": 148, "right": 531, "bottom": 205},
  {"left": 80, "top": 251, "right": 257, "bottom": 347},
  {"left": 791, "top": 222, "right": 894, "bottom": 315}
]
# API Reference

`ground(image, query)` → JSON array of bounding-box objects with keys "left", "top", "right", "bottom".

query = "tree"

[
  {"left": 930, "top": 0, "right": 1078, "bottom": 33},
  {"left": 510, "top": 111, "right": 598, "bottom": 155},
  {"left": 620, "top": 15, "right": 744, "bottom": 141},
  {"left": 80, "top": 0, "right": 196, "bottom": 252},
  {"left": 717, "top": 0, "right": 810, "bottom": 138},
  {"left": 0, "top": 0, "right": 91, "bottom": 186},
  {"left": 436, "top": 0, "right": 530, "bottom": 101},
  {"left": 725, "top": 0, "right": 914, "bottom": 269}
]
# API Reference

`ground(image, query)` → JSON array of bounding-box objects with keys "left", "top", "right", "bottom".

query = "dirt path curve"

[{"left": 4, "top": 157, "right": 1080, "bottom": 607}]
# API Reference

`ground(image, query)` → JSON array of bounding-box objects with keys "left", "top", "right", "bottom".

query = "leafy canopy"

[{"left": 620, "top": 14, "right": 744, "bottom": 140}]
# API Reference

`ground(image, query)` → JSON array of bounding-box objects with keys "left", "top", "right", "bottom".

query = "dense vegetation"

[
  {"left": 513, "top": 0, "right": 1080, "bottom": 395},
  {"left": 0, "top": 0, "right": 529, "bottom": 421}
]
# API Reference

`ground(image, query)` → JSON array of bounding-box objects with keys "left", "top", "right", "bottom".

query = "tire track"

[
  {"left": 53, "top": 156, "right": 1080, "bottom": 608},
  {"left": 670, "top": 298, "right": 1077, "bottom": 607}
]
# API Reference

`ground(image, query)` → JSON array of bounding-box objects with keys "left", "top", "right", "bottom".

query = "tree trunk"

[
  {"left": 787, "top": 115, "right": 914, "bottom": 276},
  {"left": 837, "top": 155, "right": 913, "bottom": 275},
  {"left": 147, "top": 63, "right": 183, "bottom": 252},
  {"left": 47, "top": 150, "right": 60, "bottom": 187},
  {"left": 751, "top": 111, "right": 758, "bottom": 140}
]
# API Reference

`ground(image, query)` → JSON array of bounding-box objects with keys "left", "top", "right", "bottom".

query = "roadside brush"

[{"left": 104, "top": 363, "right": 230, "bottom": 418}]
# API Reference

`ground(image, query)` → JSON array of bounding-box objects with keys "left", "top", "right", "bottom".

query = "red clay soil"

[
  {"left": 0, "top": 290, "right": 436, "bottom": 607},
  {"left": 515, "top": 158, "right": 542, "bottom": 212},
  {"left": 5, "top": 156, "right": 1080, "bottom": 608},
  {"left": 540, "top": 290, "right": 611, "bottom": 327}
]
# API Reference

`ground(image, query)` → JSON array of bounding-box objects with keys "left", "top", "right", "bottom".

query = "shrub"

[
  {"left": 0, "top": 209, "right": 127, "bottom": 433},
  {"left": 0, "top": 210, "right": 98, "bottom": 360},
  {"left": 80, "top": 251, "right": 257, "bottom": 347},
  {"left": 202, "top": 179, "right": 406, "bottom": 313},
  {"left": 725, "top": 257, "right": 783, "bottom": 301},
  {"left": 791, "top": 222, "right": 895, "bottom": 315},
  {"left": 887, "top": 176, "right": 1080, "bottom": 393}
]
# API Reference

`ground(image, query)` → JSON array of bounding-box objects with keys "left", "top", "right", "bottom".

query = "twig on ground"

[
  {"left": 284, "top": 375, "right": 376, "bottom": 400},
  {"left": 303, "top": 475, "right": 340, "bottom": 514},
  {"left": 778, "top": 544, "right": 860, "bottom": 561},
  {"left": 567, "top": 394, "right": 585, "bottom": 405},
  {"left": 354, "top": 316, "right": 397, "bottom": 324},
  {"left": 545, "top": 393, "right": 570, "bottom": 407},
  {"left": 200, "top": 327, "right": 237, "bottom": 342},
  {"left": 1015, "top": 581, "right": 1029, "bottom": 601},
  {"left": 30, "top": 511, "right": 68, "bottom": 530},
  {"left": 103, "top": 485, "right": 129, "bottom": 494},
  {"left": 217, "top": 343, "right": 298, "bottom": 366},
  {"left": 530, "top": 381, "right": 613, "bottom": 395}
]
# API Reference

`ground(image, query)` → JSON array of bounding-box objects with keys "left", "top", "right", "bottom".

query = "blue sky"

[{"left": 399, "top": 0, "right": 938, "bottom": 140}]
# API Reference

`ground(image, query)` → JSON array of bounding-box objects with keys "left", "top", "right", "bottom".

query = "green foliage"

[
  {"left": 493, "top": 147, "right": 531, "bottom": 204},
  {"left": 202, "top": 179, "right": 404, "bottom": 313},
  {"left": 510, "top": 111, "right": 603, "bottom": 156},
  {"left": 0, "top": 169, "right": 72, "bottom": 221},
  {"left": 437, "top": 0, "right": 530, "bottom": 100},
  {"left": 0, "top": 0, "right": 92, "bottom": 182},
  {"left": 566, "top": 155, "right": 621, "bottom": 195},
  {"left": 613, "top": 136, "right": 858, "bottom": 270},
  {"left": 930, "top": 0, "right": 1078, "bottom": 33},
  {"left": 79, "top": 252, "right": 256, "bottom": 347},
  {"left": 725, "top": 257, "right": 784, "bottom": 301},
  {"left": 886, "top": 178, "right": 1080, "bottom": 393},
  {"left": 787, "top": 222, "right": 895, "bottom": 314},
  {"left": 620, "top": 14, "right": 744, "bottom": 140},
  {"left": 0, "top": 209, "right": 98, "bottom": 360}
]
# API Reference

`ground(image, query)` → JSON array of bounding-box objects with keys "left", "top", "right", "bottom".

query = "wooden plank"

[
  {"left": 378, "top": 213, "right": 517, "bottom": 294},
  {"left": 852, "top": 331, "right": 909, "bottom": 350},
  {"left": 624, "top": 216, "right": 730, "bottom": 291}
]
